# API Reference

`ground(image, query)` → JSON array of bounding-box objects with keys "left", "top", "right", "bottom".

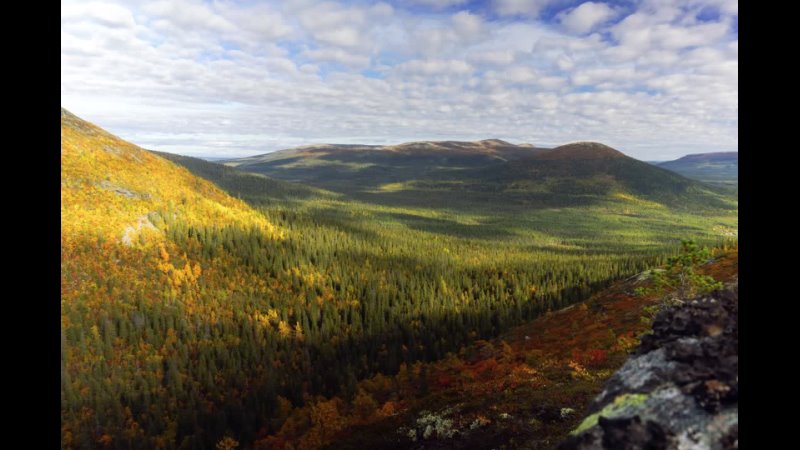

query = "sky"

[{"left": 61, "top": 0, "right": 738, "bottom": 160}]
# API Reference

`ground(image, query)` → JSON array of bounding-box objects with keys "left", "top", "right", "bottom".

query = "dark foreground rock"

[{"left": 559, "top": 283, "right": 738, "bottom": 450}]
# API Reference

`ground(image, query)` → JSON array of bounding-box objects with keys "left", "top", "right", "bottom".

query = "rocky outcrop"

[{"left": 559, "top": 284, "right": 738, "bottom": 450}]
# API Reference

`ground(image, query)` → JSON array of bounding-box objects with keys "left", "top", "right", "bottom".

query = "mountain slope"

[
  {"left": 61, "top": 108, "right": 280, "bottom": 242},
  {"left": 657, "top": 152, "right": 738, "bottom": 191},
  {"left": 255, "top": 247, "right": 738, "bottom": 450},
  {"left": 226, "top": 141, "right": 736, "bottom": 212},
  {"left": 62, "top": 108, "right": 294, "bottom": 449},
  {"left": 560, "top": 282, "right": 738, "bottom": 450},
  {"left": 151, "top": 150, "right": 335, "bottom": 206}
]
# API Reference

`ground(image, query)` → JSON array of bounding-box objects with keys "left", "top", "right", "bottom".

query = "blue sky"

[{"left": 61, "top": 0, "right": 738, "bottom": 160}]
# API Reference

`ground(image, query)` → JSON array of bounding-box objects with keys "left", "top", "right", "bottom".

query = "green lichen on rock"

[{"left": 570, "top": 393, "right": 648, "bottom": 436}]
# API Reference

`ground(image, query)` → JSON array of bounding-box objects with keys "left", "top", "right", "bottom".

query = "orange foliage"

[
  {"left": 572, "top": 348, "right": 609, "bottom": 368},
  {"left": 377, "top": 400, "right": 400, "bottom": 418},
  {"left": 473, "top": 357, "right": 499, "bottom": 380},
  {"left": 98, "top": 434, "right": 113, "bottom": 447},
  {"left": 298, "top": 397, "right": 347, "bottom": 450}
]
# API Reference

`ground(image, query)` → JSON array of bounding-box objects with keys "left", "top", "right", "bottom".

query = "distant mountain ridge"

[
  {"left": 664, "top": 152, "right": 738, "bottom": 163},
  {"left": 656, "top": 152, "right": 737, "bottom": 192},
  {"left": 225, "top": 139, "right": 543, "bottom": 167},
  {"left": 225, "top": 140, "right": 737, "bottom": 211}
]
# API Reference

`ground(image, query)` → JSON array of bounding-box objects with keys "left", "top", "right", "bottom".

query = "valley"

[{"left": 61, "top": 109, "right": 737, "bottom": 450}]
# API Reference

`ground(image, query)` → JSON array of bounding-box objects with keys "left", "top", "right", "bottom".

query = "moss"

[{"left": 569, "top": 393, "right": 648, "bottom": 436}]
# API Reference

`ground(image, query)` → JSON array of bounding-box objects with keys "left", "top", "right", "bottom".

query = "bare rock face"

[{"left": 560, "top": 284, "right": 738, "bottom": 450}]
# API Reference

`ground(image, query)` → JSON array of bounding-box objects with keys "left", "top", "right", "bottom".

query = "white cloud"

[
  {"left": 299, "top": 64, "right": 319, "bottom": 74},
  {"left": 314, "top": 27, "right": 362, "bottom": 47},
  {"left": 303, "top": 48, "right": 371, "bottom": 68},
  {"left": 297, "top": 2, "right": 366, "bottom": 30},
  {"left": 61, "top": 0, "right": 738, "bottom": 160},
  {"left": 396, "top": 59, "right": 473, "bottom": 76},
  {"left": 215, "top": 3, "right": 293, "bottom": 41},
  {"left": 502, "top": 66, "right": 538, "bottom": 84},
  {"left": 717, "top": 0, "right": 738, "bottom": 16},
  {"left": 610, "top": 12, "right": 731, "bottom": 61},
  {"left": 62, "top": 1, "right": 136, "bottom": 28},
  {"left": 558, "top": 2, "right": 617, "bottom": 34},
  {"left": 467, "top": 50, "right": 517, "bottom": 66},
  {"left": 143, "top": 0, "right": 235, "bottom": 33},
  {"left": 556, "top": 55, "right": 575, "bottom": 70},
  {"left": 452, "top": 11, "right": 483, "bottom": 38}
]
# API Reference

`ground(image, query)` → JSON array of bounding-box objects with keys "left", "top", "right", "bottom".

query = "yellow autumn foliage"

[{"left": 61, "top": 109, "right": 281, "bottom": 247}]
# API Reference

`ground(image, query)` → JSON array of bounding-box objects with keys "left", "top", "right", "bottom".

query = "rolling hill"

[
  {"left": 225, "top": 141, "right": 736, "bottom": 212},
  {"left": 656, "top": 152, "right": 738, "bottom": 191}
]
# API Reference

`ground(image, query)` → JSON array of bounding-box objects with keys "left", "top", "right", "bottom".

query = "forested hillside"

[
  {"left": 62, "top": 109, "right": 736, "bottom": 450},
  {"left": 288, "top": 247, "right": 738, "bottom": 450}
]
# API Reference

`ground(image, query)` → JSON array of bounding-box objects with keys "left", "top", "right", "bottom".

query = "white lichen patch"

[{"left": 399, "top": 406, "right": 462, "bottom": 441}]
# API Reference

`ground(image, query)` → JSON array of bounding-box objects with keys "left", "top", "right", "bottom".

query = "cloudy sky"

[{"left": 61, "top": 0, "right": 738, "bottom": 160}]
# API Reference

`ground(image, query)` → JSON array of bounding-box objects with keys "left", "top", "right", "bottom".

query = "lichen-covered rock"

[
  {"left": 561, "top": 408, "right": 576, "bottom": 419},
  {"left": 560, "top": 283, "right": 738, "bottom": 450},
  {"left": 398, "top": 406, "right": 459, "bottom": 442}
]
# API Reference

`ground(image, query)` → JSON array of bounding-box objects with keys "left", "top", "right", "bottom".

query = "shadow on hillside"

[{"left": 375, "top": 212, "right": 516, "bottom": 240}]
